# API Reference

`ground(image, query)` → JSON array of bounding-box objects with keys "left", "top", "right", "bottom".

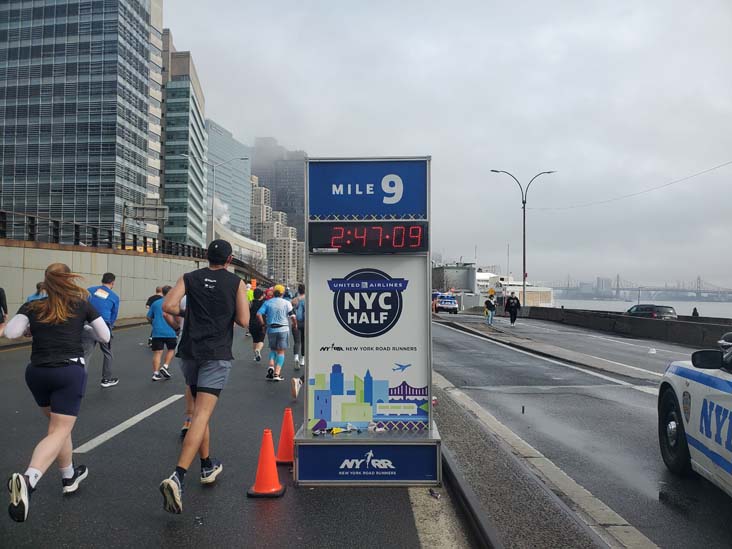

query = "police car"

[{"left": 658, "top": 333, "right": 732, "bottom": 498}]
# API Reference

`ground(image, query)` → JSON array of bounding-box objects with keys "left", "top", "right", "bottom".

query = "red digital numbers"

[
  {"left": 328, "top": 224, "right": 424, "bottom": 251},
  {"left": 330, "top": 226, "right": 344, "bottom": 248},
  {"left": 354, "top": 226, "right": 367, "bottom": 247},
  {"left": 371, "top": 225, "right": 384, "bottom": 246},
  {"left": 392, "top": 225, "right": 406, "bottom": 248},
  {"left": 408, "top": 225, "right": 423, "bottom": 248}
]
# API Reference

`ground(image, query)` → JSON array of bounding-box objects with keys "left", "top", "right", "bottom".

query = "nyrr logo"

[
  {"left": 328, "top": 268, "right": 408, "bottom": 338},
  {"left": 339, "top": 450, "right": 396, "bottom": 470}
]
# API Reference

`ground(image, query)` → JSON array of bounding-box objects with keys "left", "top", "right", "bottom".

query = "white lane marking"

[
  {"left": 435, "top": 323, "right": 634, "bottom": 387},
  {"left": 579, "top": 352, "right": 664, "bottom": 378},
  {"left": 462, "top": 384, "right": 633, "bottom": 392},
  {"left": 586, "top": 334, "right": 688, "bottom": 356},
  {"left": 485, "top": 316, "right": 691, "bottom": 356},
  {"left": 74, "top": 394, "right": 184, "bottom": 454},
  {"left": 631, "top": 385, "right": 659, "bottom": 395},
  {"left": 433, "top": 371, "right": 658, "bottom": 549},
  {"left": 434, "top": 323, "right": 661, "bottom": 395}
]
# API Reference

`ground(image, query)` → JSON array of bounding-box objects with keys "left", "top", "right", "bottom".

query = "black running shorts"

[
  {"left": 151, "top": 337, "right": 178, "bottom": 351},
  {"left": 25, "top": 362, "right": 88, "bottom": 417}
]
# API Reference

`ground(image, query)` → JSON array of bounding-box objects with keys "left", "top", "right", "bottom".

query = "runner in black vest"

[{"left": 158, "top": 240, "right": 249, "bottom": 514}]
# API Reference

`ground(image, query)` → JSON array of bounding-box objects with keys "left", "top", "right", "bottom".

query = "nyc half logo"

[{"left": 328, "top": 268, "right": 408, "bottom": 338}]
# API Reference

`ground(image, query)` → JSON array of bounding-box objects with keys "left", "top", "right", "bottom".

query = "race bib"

[{"left": 94, "top": 288, "right": 109, "bottom": 299}]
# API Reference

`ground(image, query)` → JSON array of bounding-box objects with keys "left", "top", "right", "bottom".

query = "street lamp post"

[
  {"left": 490, "top": 169, "right": 555, "bottom": 306},
  {"left": 181, "top": 154, "right": 248, "bottom": 243}
]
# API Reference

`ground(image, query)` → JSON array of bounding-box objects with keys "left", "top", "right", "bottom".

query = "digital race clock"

[{"left": 308, "top": 222, "right": 429, "bottom": 254}]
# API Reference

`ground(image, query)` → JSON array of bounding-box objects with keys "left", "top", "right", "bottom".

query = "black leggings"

[
  {"left": 509, "top": 310, "right": 518, "bottom": 324},
  {"left": 295, "top": 323, "right": 305, "bottom": 357}
]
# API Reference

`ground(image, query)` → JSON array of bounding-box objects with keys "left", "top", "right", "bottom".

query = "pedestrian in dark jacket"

[{"left": 505, "top": 292, "right": 521, "bottom": 326}]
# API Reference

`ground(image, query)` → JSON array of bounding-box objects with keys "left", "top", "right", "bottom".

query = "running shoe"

[
  {"left": 273, "top": 373, "right": 285, "bottom": 382},
  {"left": 200, "top": 458, "right": 223, "bottom": 485},
  {"left": 100, "top": 378, "right": 119, "bottom": 388},
  {"left": 290, "top": 377, "right": 303, "bottom": 399},
  {"left": 266, "top": 366, "right": 274, "bottom": 380},
  {"left": 159, "top": 473, "right": 183, "bottom": 514},
  {"left": 152, "top": 372, "right": 163, "bottom": 382},
  {"left": 293, "top": 354, "right": 300, "bottom": 366},
  {"left": 160, "top": 365, "right": 172, "bottom": 379},
  {"left": 62, "top": 465, "right": 88, "bottom": 495},
  {"left": 180, "top": 418, "right": 191, "bottom": 439},
  {"left": 8, "top": 473, "right": 31, "bottom": 522},
  {"left": 254, "top": 349, "right": 261, "bottom": 362},
  {"left": 300, "top": 357, "right": 305, "bottom": 368}
]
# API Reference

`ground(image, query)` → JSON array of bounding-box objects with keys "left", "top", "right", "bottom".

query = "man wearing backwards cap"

[{"left": 158, "top": 239, "right": 250, "bottom": 515}]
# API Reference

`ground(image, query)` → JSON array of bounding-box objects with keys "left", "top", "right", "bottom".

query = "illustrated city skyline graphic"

[{"left": 308, "top": 364, "right": 429, "bottom": 431}]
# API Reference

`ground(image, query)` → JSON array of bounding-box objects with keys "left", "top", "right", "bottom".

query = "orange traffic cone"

[
  {"left": 247, "top": 429, "right": 286, "bottom": 498},
  {"left": 276, "top": 408, "right": 295, "bottom": 464}
]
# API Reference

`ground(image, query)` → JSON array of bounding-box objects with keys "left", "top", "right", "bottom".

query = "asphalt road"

[
  {"left": 456, "top": 313, "right": 698, "bottom": 375},
  {"left": 0, "top": 325, "right": 426, "bottom": 548},
  {"left": 432, "top": 322, "right": 732, "bottom": 549}
]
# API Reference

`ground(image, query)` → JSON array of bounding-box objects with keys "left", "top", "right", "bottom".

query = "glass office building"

[
  {"left": 205, "top": 118, "right": 251, "bottom": 238},
  {"left": 0, "top": 1, "right": 158, "bottom": 239},
  {"left": 160, "top": 29, "right": 207, "bottom": 248}
]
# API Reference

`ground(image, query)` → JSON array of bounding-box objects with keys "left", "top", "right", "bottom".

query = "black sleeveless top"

[{"left": 177, "top": 267, "right": 241, "bottom": 360}]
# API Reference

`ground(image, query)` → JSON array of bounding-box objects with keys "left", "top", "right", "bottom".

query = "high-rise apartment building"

[
  {"left": 297, "top": 241, "right": 305, "bottom": 286},
  {"left": 205, "top": 119, "right": 251, "bottom": 238},
  {"left": 251, "top": 137, "right": 306, "bottom": 237},
  {"left": 267, "top": 237, "right": 298, "bottom": 288},
  {"left": 160, "top": 28, "right": 207, "bottom": 247},
  {"left": 250, "top": 174, "right": 302, "bottom": 286},
  {"left": 0, "top": 0, "right": 162, "bottom": 238}
]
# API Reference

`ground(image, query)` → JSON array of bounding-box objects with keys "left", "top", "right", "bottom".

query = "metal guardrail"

[{"left": 0, "top": 209, "right": 272, "bottom": 285}]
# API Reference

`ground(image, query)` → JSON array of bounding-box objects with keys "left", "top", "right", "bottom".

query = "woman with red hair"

[{"left": 0, "top": 263, "right": 110, "bottom": 522}]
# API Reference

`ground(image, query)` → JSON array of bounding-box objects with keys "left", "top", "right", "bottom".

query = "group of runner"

[{"left": 0, "top": 238, "right": 307, "bottom": 521}]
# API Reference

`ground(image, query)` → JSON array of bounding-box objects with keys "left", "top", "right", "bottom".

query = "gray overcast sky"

[{"left": 166, "top": 1, "right": 732, "bottom": 287}]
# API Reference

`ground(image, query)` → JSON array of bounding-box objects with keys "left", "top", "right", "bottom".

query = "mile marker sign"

[{"left": 295, "top": 157, "right": 441, "bottom": 485}]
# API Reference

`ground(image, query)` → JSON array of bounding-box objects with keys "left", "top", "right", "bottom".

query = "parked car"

[
  {"left": 436, "top": 295, "right": 458, "bottom": 314},
  {"left": 658, "top": 333, "right": 732, "bottom": 499},
  {"left": 626, "top": 304, "right": 677, "bottom": 320}
]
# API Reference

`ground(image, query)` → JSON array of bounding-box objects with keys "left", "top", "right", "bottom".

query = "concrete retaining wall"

[
  {"left": 0, "top": 241, "right": 205, "bottom": 320},
  {"left": 523, "top": 306, "right": 729, "bottom": 348}
]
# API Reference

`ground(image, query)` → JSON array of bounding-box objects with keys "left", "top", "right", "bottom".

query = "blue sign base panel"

[{"left": 294, "top": 422, "right": 441, "bottom": 486}]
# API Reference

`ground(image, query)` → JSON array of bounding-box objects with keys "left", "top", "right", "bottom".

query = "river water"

[{"left": 554, "top": 299, "right": 732, "bottom": 320}]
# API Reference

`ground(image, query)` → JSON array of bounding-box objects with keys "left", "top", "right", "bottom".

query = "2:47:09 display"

[{"left": 309, "top": 222, "right": 428, "bottom": 253}]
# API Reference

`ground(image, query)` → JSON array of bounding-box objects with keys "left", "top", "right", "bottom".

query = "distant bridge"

[{"left": 545, "top": 275, "right": 732, "bottom": 299}]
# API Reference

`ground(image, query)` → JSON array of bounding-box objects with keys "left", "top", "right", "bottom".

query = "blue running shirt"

[
  {"left": 257, "top": 297, "right": 293, "bottom": 333},
  {"left": 147, "top": 299, "right": 177, "bottom": 338}
]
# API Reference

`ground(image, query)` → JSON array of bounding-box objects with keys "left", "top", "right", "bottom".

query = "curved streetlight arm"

[
  {"left": 525, "top": 170, "right": 556, "bottom": 200},
  {"left": 178, "top": 154, "right": 248, "bottom": 169},
  {"left": 490, "top": 169, "right": 525, "bottom": 202},
  {"left": 210, "top": 156, "right": 249, "bottom": 169}
]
